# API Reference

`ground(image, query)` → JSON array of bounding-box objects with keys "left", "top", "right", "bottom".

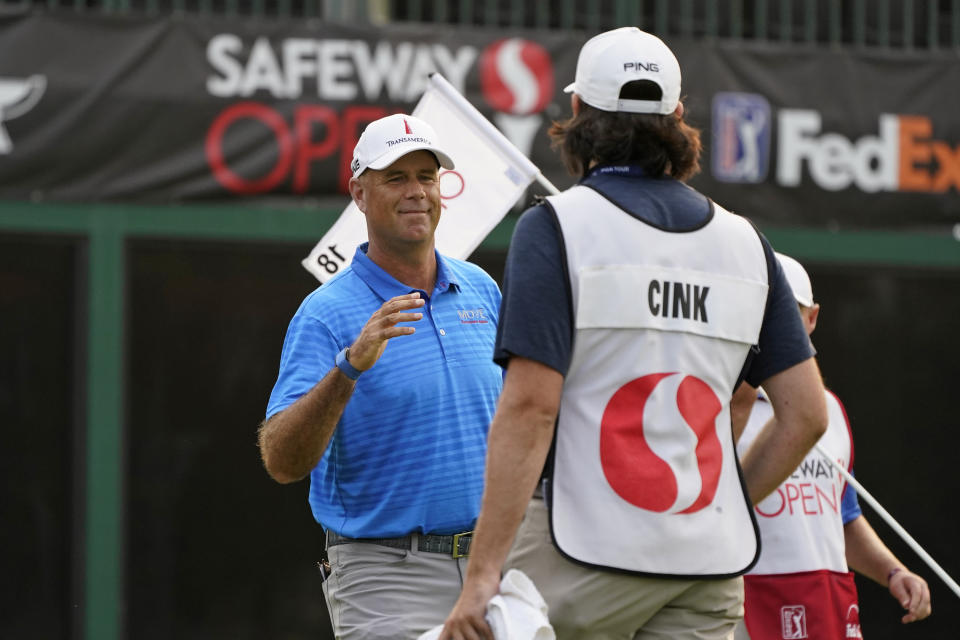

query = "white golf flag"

[{"left": 302, "top": 73, "right": 547, "bottom": 283}]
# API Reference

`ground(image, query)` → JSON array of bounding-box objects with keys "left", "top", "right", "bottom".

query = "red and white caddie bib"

[
  {"left": 547, "top": 185, "right": 769, "bottom": 577},
  {"left": 738, "top": 389, "right": 862, "bottom": 638}
]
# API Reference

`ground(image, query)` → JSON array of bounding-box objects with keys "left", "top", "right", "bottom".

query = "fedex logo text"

[{"left": 777, "top": 109, "right": 960, "bottom": 193}]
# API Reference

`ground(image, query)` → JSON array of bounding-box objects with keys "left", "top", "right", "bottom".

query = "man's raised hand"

[{"left": 348, "top": 293, "right": 425, "bottom": 372}]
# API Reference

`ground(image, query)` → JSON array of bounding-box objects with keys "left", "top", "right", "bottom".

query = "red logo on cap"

[
  {"left": 479, "top": 38, "right": 554, "bottom": 115},
  {"left": 403, "top": 118, "right": 412, "bottom": 134},
  {"left": 599, "top": 373, "right": 723, "bottom": 514}
]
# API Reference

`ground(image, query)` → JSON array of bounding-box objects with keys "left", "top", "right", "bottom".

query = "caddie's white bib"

[
  {"left": 738, "top": 389, "right": 854, "bottom": 575},
  {"left": 547, "top": 185, "right": 769, "bottom": 577}
]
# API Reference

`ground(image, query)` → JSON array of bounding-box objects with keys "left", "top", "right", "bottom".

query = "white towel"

[{"left": 418, "top": 569, "right": 555, "bottom": 640}]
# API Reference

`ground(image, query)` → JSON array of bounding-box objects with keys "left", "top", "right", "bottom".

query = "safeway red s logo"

[
  {"left": 479, "top": 38, "right": 554, "bottom": 161},
  {"left": 600, "top": 373, "right": 723, "bottom": 514},
  {"left": 0, "top": 75, "right": 46, "bottom": 155},
  {"left": 479, "top": 38, "right": 553, "bottom": 115}
]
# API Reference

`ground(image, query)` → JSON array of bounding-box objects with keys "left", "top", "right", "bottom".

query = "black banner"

[
  {"left": 0, "top": 11, "right": 957, "bottom": 230},
  {"left": 677, "top": 41, "right": 960, "bottom": 231}
]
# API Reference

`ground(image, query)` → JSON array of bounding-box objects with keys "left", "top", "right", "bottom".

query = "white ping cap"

[
  {"left": 564, "top": 27, "right": 682, "bottom": 115},
  {"left": 775, "top": 252, "right": 814, "bottom": 307},
  {"left": 351, "top": 113, "right": 455, "bottom": 177}
]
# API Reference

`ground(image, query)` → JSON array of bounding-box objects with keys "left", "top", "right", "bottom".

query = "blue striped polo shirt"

[{"left": 267, "top": 243, "right": 503, "bottom": 538}]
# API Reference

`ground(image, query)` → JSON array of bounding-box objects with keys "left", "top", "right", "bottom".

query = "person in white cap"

[
  {"left": 439, "top": 28, "right": 828, "bottom": 639},
  {"left": 259, "top": 113, "right": 504, "bottom": 638},
  {"left": 733, "top": 253, "right": 931, "bottom": 640}
]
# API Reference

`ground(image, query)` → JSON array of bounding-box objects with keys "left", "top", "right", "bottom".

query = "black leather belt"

[{"left": 326, "top": 530, "right": 472, "bottom": 558}]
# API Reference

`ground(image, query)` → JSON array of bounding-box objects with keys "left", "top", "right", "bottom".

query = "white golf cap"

[
  {"left": 351, "top": 113, "right": 455, "bottom": 177},
  {"left": 776, "top": 252, "right": 814, "bottom": 307},
  {"left": 564, "top": 27, "right": 682, "bottom": 115}
]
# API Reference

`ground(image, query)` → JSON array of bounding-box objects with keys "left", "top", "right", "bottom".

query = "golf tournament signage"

[{"left": 0, "top": 10, "right": 957, "bottom": 231}]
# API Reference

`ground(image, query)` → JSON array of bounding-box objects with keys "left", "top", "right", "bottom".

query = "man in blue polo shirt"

[{"left": 259, "top": 113, "right": 503, "bottom": 639}]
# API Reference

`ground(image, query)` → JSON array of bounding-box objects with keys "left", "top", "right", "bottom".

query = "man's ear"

[
  {"left": 348, "top": 176, "right": 366, "bottom": 213},
  {"left": 571, "top": 93, "right": 581, "bottom": 116},
  {"left": 807, "top": 303, "right": 820, "bottom": 334}
]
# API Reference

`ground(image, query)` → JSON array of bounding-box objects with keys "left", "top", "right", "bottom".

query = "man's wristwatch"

[{"left": 335, "top": 347, "right": 362, "bottom": 381}]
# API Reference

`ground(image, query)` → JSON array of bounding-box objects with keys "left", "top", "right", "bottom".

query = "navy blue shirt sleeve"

[
  {"left": 494, "top": 204, "right": 574, "bottom": 374},
  {"left": 742, "top": 232, "right": 816, "bottom": 387}
]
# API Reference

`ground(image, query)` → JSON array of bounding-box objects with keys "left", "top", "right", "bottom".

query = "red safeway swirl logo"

[
  {"left": 479, "top": 38, "right": 554, "bottom": 115},
  {"left": 600, "top": 373, "right": 723, "bottom": 514}
]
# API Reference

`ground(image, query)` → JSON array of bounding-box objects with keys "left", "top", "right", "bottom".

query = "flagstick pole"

[
  {"left": 815, "top": 443, "right": 960, "bottom": 599},
  {"left": 536, "top": 173, "right": 561, "bottom": 195}
]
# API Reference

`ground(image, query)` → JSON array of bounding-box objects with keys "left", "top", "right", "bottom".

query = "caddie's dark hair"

[{"left": 549, "top": 80, "right": 702, "bottom": 181}]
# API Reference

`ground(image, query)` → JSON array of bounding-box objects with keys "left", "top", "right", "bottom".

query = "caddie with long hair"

[{"left": 440, "top": 27, "right": 829, "bottom": 639}]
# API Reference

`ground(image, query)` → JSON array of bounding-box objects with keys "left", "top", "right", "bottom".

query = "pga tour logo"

[
  {"left": 780, "top": 605, "right": 807, "bottom": 639},
  {"left": 711, "top": 92, "right": 771, "bottom": 184}
]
